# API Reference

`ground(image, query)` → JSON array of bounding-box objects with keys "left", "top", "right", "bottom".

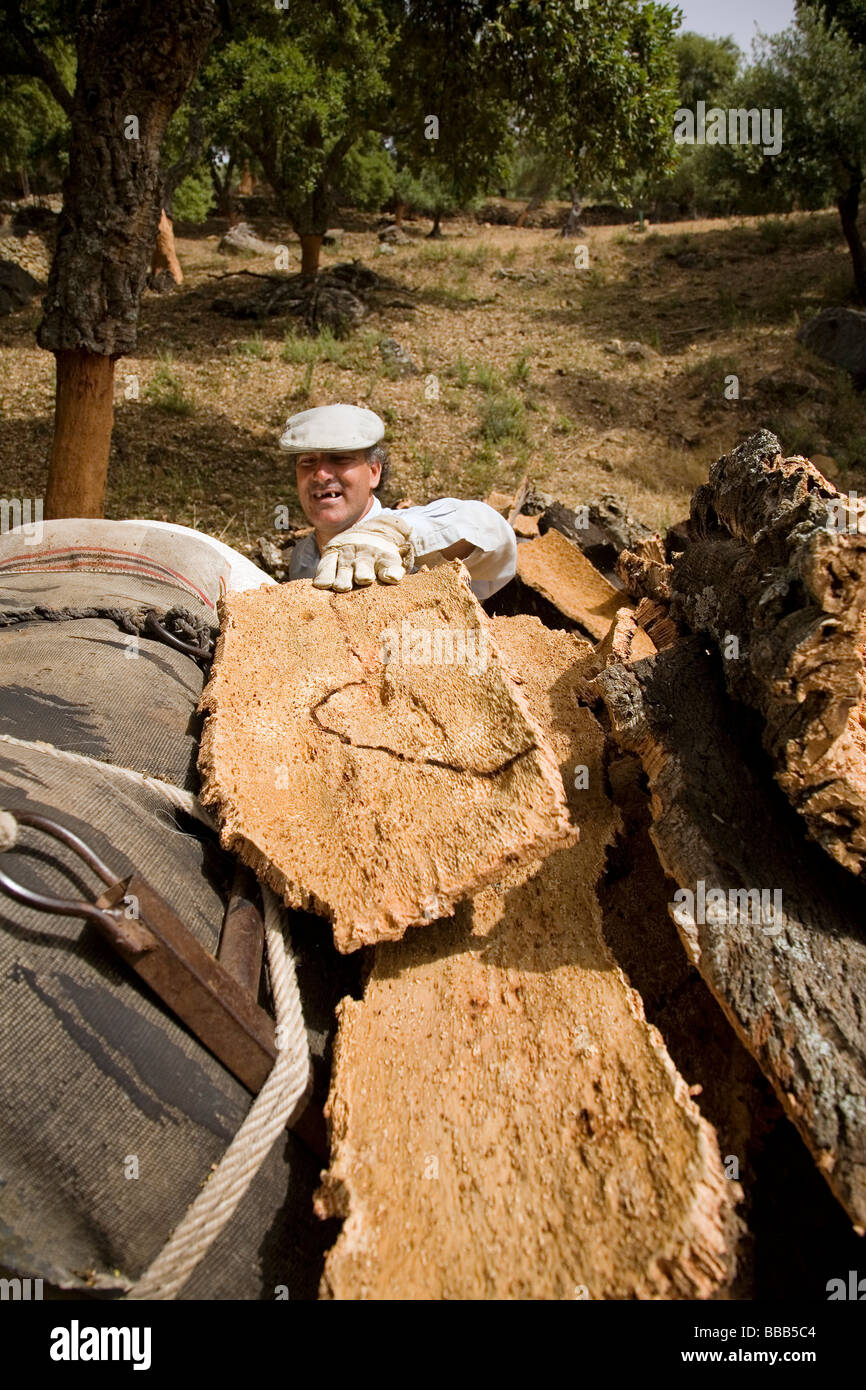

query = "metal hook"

[{"left": 0, "top": 811, "right": 124, "bottom": 936}]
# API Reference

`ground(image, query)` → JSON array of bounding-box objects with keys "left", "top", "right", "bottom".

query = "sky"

[{"left": 676, "top": 0, "right": 797, "bottom": 57}]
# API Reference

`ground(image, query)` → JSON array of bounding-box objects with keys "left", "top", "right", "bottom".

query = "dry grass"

[{"left": 0, "top": 205, "right": 863, "bottom": 550}]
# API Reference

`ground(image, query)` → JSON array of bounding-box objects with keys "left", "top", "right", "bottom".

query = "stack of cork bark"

[{"left": 198, "top": 429, "right": 866, "bottom": 1299}]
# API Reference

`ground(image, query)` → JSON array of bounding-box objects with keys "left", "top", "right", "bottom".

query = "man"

[{"left": 282, "top": 403, "right": 517, "bottom": 601}]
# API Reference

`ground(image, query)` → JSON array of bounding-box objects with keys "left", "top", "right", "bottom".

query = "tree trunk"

[
  {"left": 37, "top": 1, "right": 217, "bottom": 517},
  {"left": 239, "top": 163, "right": 254, "bottom": 196},
  {"left": 515, "top": 193, "right": 541, "bottom": 229},
  {"left": 427, "top": 210, "right": 443, "bottom": 239},
  {"left": 560, "top": 185, "right": 584, "bottom": 238},
  {"left": 394, "top": 201, "right": 406, "bottom": 228},
  {"left": 670, "top": 428, "right": 866, "bottom": 875},
  {"left": 837, "top": 171, "right": 866, "bottom": 303},
  {"left": 596, "top": 634, "right": 866, "bottom": 1229},
  {"left": 210, "top": 153, "right": 235, "bottom": 221},
  {"left": 300, "top": 233, "right": 323, "bottom": 278},
  {"left": 45, "top": 349, "right": 116, "bottom": 518},
  {"left": 150, "top": 208, "right": 183, "bottom": 285}
]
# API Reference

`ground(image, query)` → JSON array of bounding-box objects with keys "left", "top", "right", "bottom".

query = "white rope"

[
  {"left": 0, "top": 734, "right": 215, "bottom": 829},
  {"left": 126, "top": 886, "right": 310, "bottom": 1300}
]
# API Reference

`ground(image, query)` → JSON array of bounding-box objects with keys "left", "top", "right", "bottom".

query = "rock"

[
  {"left": 218, "top": 221, "right": 280, "bottom": 257},
  {"left": 378, "top": 224, "right": 411, "bottom": 245},
  {"left": 0, "top": 258, "right": 42, "bottom": 315},
  {"left": 623, "top": 340, "right": 660, "bottom": 363},
  {"left": 198, "top": 564, "right": 575, "bottom": 953},
  {"left": 255, "top": 535, "right": 286, "bottom": 574},
  {"left": 379, "top": 336, "right": 419, "bottom": 376},
  {"left": 797, "top": 306, "right": 866, "bottom": 384},
  {"left": 755, "top": 371, "right": 830, "bottom": 406}
]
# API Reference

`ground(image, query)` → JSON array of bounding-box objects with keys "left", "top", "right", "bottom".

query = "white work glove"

[{"left": 314, "top": 515, "right": 416, "bottom": 592}]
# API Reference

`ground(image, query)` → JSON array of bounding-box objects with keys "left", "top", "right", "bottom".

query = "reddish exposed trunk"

[
  {"left": 45, "top": 350, "right": 116, "bottom": 519},
  {"left": 394, "top": 201, "right": 406, "bottom": 228},
  {"left": 150, "top": 208, "right": 183, "bottom": 285},
  {"left": 515, "top": 193, "right": 541, "bottom": 228},
  {"left": 239, "top": 163, "right": 255, "bottom": 196},
  {"left": 300, "top": 233, "right": 323, "bottom": 278}
]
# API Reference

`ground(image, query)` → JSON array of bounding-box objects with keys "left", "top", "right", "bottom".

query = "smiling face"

[{"left": 295, "top": 449, "right": 382, "bottom": 544}]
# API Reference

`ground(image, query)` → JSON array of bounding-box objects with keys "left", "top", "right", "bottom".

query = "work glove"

[{"left": 313, "top": 514, "right": 416, "bottom": 591}]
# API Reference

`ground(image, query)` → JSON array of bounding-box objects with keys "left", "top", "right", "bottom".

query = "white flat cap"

[{"left": 279, "top": 403, "right": 385, "bottom": 454}]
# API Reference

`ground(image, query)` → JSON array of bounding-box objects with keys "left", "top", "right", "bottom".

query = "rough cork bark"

[
  {"left": 198, "top": 565, "right": 575, "bottom": 953},
  {"left": 596, "top": 636, "right": 866, "bottom": 1229},
  {"left": 38, "top": 0, "right": 217, "bottom": 516},
  {"left": 516, "top": 527, "right": 632, "bottom": 639},
  {"left": 671, "top": 429, "right": 866, "bottom": 875},
  {"left": 315, "top": 616, "right": 741, "bottom": 1299}
]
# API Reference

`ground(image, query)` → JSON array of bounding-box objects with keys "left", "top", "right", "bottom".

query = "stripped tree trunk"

[
  {"left": 37, "top": 0, "right": 217, "bottom": 519},
  {"left": 300, "top": 234, "right": 323, "bottom": 278},
  {"left": 45, "top": 351, "right": 117, "bottom": 517},
  {"left": 150, "top": 208, "right": 183, "bottom": 286},
  {"left": 515, "top": 192, "right": 541, "bottom": 228}
]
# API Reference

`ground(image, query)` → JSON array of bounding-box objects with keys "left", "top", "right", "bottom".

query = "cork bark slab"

[
  {"left": 672, "top": 429, "right": 866, "bottom": 875},
  {"left": 315, "top": 616, "right": 740, "bottom": 1299},
  {"left": 516, "top": 526, "right": 631, "bottom": 638},
  {"left": 198, "top": 564, "right": 574, "bottom": 953},
  {"left": 596, "top": 636, "right": 866, "bottom": 1228}
]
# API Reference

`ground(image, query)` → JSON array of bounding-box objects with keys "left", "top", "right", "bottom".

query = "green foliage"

[
  {"left": 282, "top": 328, "right": 349, "bottom": 366},
  {"left": 479, "top": 390, "right": 526, "bottom": 444},
  {"left": 234, "top": 332, "right": 269, "bottom": 359},
  {"left": 0, "top": 69, "right": 70, "bottom": 189},
  {"left": 172, "top": 165, "right": 214, "bottom": 223},
  {"left": 146, "top": 353, "right": 194, "bottom": 415},
  {"left": 337, "top": 132, "right": 395, "bottom": 210},
  {"left": 204, "top": 4, "right": 394, "bottom": 236},
  {"left": 473, "top": 363, "right": 501, "bottom": 393},
  {"left": 449, "top": 353, "right": 471, "bottom": 387},
  {"left": 674, "top": 31, "right": 741, "bottom": 111},
  {"left": 508, "top": 349, "right": 531, "bottom": 384}
]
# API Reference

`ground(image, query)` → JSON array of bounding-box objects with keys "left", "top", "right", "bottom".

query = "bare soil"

[{"left": 1, "top": 202, "right": 864, "bottom": 551}]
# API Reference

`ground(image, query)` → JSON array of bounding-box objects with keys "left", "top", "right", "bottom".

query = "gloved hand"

[{"left": 313, "top": 514, "right": 416, "bottom": 591}]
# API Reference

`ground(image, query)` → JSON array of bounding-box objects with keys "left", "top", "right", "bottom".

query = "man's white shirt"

[{"left": 288, "top": 496, "right": 517, "bottom": 600}]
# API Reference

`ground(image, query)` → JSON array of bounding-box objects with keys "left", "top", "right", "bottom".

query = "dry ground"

[{"left": 1, "top": 201, "right": 864, "bottom": 552}]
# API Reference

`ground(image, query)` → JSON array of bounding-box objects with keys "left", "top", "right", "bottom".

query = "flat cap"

[{"left": 279, "top": 403, "right": 385, "bottom": 454}]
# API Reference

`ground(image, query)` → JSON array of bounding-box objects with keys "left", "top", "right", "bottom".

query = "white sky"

[{"left": 675, "top": 0, "right": 797, "bottom": 57}]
